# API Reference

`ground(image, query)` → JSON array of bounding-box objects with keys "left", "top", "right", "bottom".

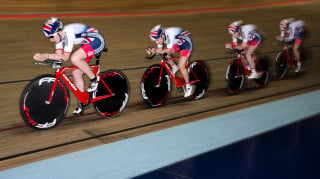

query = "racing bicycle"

[
  {"left": 140, "top": 53, "right": 209, "bottom": 107},
  {"left": 225, "top": 49, "right": 269, "bottom": 94},
  {"left": 274, "top": 42, "right": 308, "bottom": 79},
  {"left": 20, "top": 49, "right": 130, "bottom": 130}
]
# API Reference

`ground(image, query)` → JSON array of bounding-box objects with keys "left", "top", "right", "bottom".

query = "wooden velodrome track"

[{"left": 0, "top": 0, "right": 319, "bottom": 170}]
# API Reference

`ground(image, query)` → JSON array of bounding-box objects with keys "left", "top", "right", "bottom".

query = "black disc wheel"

[
  {"left": 254, "top": 57, "right": 269, "bottom": 87},
  {"left": 140, "top": 64, "right": 171, "bottom": 107},
  {"left": 189, "top": 60, "right": 209, "bottom": 100},
  {"left": 226, "top": 61, "right": 244, "bottom": 94},
  {"left": 275, "top": 51, "right": 288, "bottom": 79},
  {"left": 300, "top": 48, "right": 309, "bottom": 72},
  {"left": 93, "top": 70, "right": 130, "bottom": 118},
  {"left": 20, "top": 75, "right": 70, "bottom": 130}
]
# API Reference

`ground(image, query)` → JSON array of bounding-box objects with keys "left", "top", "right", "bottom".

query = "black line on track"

[
  {"left": 1, "top": 83, "right": 319, "bottom": 162},
  {"left": 1, "top": 45, "right": 319, "bottom": 85}
]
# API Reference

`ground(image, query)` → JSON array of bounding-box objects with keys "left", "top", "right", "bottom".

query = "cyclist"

[
  {"left": 276, "top": 18, "right": 305, "bottom": 72},
  {"left": 33, "top": 17, "right": 106, "bottom": 115},
  {"left": 225, "top": 20, "right": 262, "bottom": 79},
  {"left": 146, "top": 24, "right": 195, "bottom": 97}
]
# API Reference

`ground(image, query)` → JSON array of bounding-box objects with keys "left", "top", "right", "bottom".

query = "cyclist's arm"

[
  {"left": 44, "top": 41, "right": 70, "bottom": 61},
  {"left": 232, "top": 36, "right": 238, "bottom": 44},
  {"left": 283, "top": 29, "right": 294, "bottom": 43},
  {"left": 277, "top": 31, "right": 287, "bottom": 41},
  {"left": 33, "top": 51, "right": 70, "bottom": 62},
  {"left": 225, "top": 36, "right": 239, "bottom": 49},
  {"left": 156, "top": 48, "right": 175, "bottom": 55},
  {"left": 47, "top": 51, "right": 70, "bottom": 61}
]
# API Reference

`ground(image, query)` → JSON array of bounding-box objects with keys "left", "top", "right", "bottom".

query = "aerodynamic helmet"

[
  {"left": 149, "top": 24, "right": 163, "bottom": 41},
  {"left": 43, "top": 17, "right": 63, "bottom": 38},
  {"left": 228, "top": 20, "right": 243, "bottom": 34}
]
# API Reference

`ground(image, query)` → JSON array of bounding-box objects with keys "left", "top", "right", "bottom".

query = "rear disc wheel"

[
  {"left": 93, "top": 70, "right": 130, "bottom": 118},
  {"left": 275, "top": 51, "right": 288, "bottom": 79},
  {"left": 189, "top": 60, "right": 209, "bottom": 100}
]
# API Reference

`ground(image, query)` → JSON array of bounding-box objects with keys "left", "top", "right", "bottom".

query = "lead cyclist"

[{"left": 33, "top": 17, "right": 106, "bottom": 115}]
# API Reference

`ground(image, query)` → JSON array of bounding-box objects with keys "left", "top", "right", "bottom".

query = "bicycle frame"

[
  {"left": 235, "top": 53, "right": 263, "bottom": 77},
  {"left": 157, "top": 57, "right": 200, "bottom": 88},
  {"left": 47, "top": 65, "right": 113, "bottom": 105},
  {"left": 281, "top": 45, "right": 296, "bottom": 67}
]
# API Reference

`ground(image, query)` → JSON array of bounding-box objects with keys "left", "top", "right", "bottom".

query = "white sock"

[{"left": 173, "top": 64, "right": 178, "bottom": 70}]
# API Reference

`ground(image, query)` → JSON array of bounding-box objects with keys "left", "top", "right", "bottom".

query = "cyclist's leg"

[
  {"left": 246, "top": 45, "right": 256, "bottom": 69},
  {"left": 246, "top": 38, "right": 261, "bottom": 79},
  {"left": 293, "top": 40, "right": 302, "bottom": 72},
  {"left": 173, "top": 39, "right": 192, "bottom": 83},
  {"left": 179, "top": 50, "right": 194, "bottom": 97},
  {"left": 293, "top": 40, "right": 302, "bottom": 63},
  {"left": 293, "top": 28, "right": 304, "bottom": 72},
  {"left": 71, "top": 43, "right": 101, "bottom": 92},
  {"left": 175, "top": 37, "right": 194, "bottom": 97},
  {"left": 179, "top": 55, "right": 189, "bottom": 83},
  {"left": 72, "top": 69, "right": 85, "bottom": 92},
  {"left": 246, "top": 45, "right": 260, "bottom": 79},
  {"left": 70, "top": 48, "right": 95, "bottom": 80},
  {"left": 71, "top": 65, "right": 89, "bottom": 115},
  {"left": 293, "top": 27, "right": 304, "bottom": 63},
  {"left": 70, "top": 47, "right": 97, "bottom": 115},
  {"left": 167, "top": 59, "right": 179, "bottom": 74}
]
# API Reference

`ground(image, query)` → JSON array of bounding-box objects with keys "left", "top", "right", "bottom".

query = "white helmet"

[
  {"left": 43, "top": 17, "right": 63, "bottom": 38},
  {"left": 149, "top": 24, "right": 163, "bottom": 41},
  {"left": 228, "top": 20, "right": 243, "bottom": 34},
  {"left": 280, "top": 18, "right": 294, "bottom": 31}
]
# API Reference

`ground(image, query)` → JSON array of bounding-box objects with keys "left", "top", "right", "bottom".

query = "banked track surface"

[{"left": 0, "top": 0, "right": 319, "bottom": 170}]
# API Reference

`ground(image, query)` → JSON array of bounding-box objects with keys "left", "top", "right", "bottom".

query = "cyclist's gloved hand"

[
  {"left": 145, "top": 47, "right": 156, "bottom": 55},
  {"left": 225, "top": 43, "right": 236, "bottom": 49},
  {"left": 33, "top": 53, "right": 47, "bottom": 62},
  {"left": 276, "top": 36, "right": 284, "bottom": 41}
]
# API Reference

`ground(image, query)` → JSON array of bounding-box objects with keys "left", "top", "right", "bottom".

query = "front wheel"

[
  {"left": 189, "top": 60, "right": 209, "bottom": 100},
  {"left": 93, "top": 70, "right": 130, "bottom": 118},
  {"left": 275, "top": 51, "right": 288, "bottom": 79},
  {"left": 140, "top": 64, "right": 171, "bottom": 107},
  {"left": 226, "top": 60, "right": 244, "bottom": 94},
  {"left": 20, "top": 75, "right": 70, "bottom": 130}
]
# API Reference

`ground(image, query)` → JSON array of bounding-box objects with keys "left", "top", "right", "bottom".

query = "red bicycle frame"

[
  {"left": 235, "top": 53, "right": 263, "bottom": 76},
  {"left": 281, "top": 45, "right": 296, "bottom": 66},
  {"left": 157, "top": 58, "right": 199, "bottom": 88},
  {"left": 47, "top": 65, "right": 113, "bottom": 105}
]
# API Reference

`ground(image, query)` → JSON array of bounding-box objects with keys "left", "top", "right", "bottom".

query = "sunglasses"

[{"left": 48, "top": 33, "right": 57, "bottom": 39}]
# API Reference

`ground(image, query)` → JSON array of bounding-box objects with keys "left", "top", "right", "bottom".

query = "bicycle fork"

[{"left": 45, "top": 69, "right": 64, "bottom": 105}]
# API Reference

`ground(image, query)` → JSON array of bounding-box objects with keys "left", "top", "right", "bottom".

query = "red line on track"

[{"left": 0, "top": 0, "right": 311, "bottom": 19}]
